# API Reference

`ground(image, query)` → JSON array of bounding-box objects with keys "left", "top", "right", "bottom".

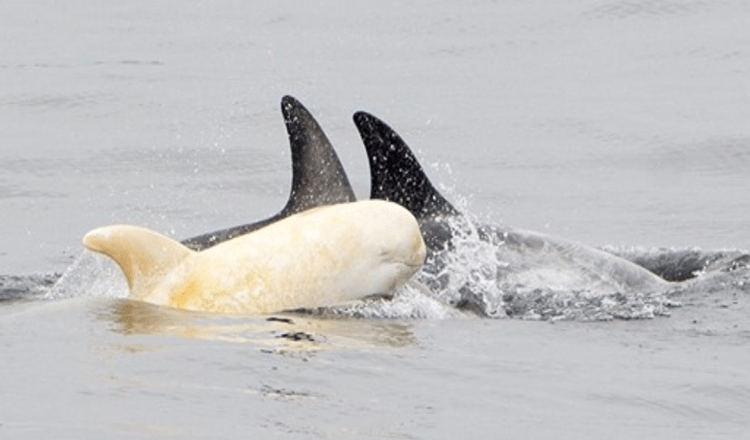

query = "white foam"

[{"left": 45, "top": 251, "right": 129, "bottom": 300}]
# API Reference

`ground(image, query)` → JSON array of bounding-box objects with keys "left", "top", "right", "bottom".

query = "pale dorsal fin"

[
  {"left": 353, "top": 111, "right": 459, "bottom": 220},
  {"left": 182, "top": 95, "right": 355, "bottom": 251},
  {"left": 83, "top": 225, "right": 193, "bottom": 298}
]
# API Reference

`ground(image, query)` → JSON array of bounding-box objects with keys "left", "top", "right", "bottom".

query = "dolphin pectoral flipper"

[
  {"left": 182, "top": 96, "right": 355, "bottom": 251},
  {"left": 353, "top": 111, "right": 459, "bottom": 220}
]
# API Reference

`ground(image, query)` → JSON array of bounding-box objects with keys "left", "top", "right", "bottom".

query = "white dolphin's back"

[{"left": 83, "top": 200, "right": 425, "bottom": 314}]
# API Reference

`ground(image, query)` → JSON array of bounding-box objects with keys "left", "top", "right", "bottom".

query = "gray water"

[{"left": 2, "top": 1, "right": 750, "bottom": 438}]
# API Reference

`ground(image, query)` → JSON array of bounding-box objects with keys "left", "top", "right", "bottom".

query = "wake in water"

[{"left": 0, "top": 273, "right": 59, "bottom": 303}]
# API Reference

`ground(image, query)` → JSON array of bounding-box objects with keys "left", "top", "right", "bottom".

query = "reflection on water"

[{"left": 98, "top": 298, "right": 416, "bottom": 350}]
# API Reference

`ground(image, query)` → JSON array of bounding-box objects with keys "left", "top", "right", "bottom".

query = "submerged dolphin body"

[
  {"left": 84, "top": 200, "right": 426, "bottom": 314},
  {"left": 352, "top": 112, "right": 671, "bottom": 311},
  {"left": 182, "top": 95, "right": 355, "bottom": 251}
]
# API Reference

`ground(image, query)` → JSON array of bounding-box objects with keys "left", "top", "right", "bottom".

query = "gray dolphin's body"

[
  {"left": 182, "top": 96, "right": 355, "bottom": 250},
  {"left": 352, "top": 112, "right": 672, "bottom": 301}
]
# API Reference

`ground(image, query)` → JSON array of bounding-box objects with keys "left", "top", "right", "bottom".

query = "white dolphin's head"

[{"left": 350, "top": 200, "right": 427, "bottom": 292}]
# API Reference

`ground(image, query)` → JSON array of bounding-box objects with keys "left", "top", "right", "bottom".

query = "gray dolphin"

[
  {"left": 182, "top": 96, "right": 356, "bottom": 250},
  {"left": 4, "top": 97, "right": 355, "bottom": 305},
  {"left": 352, "top": 111, "right": 672, "bottom": 308}
]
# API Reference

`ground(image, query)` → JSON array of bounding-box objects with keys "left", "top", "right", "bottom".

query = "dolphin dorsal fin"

[
  {"left": 83, "top": 225, "right": 193, "bottom": 298},
  {"left": 280, "top": 95, "right": 356, "bottom": 215},
  {"left": 353, "top": 111, "right": 459, "bottom": 220}
]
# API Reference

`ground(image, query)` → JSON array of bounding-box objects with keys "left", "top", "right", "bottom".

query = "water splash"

[
  {"left": 45, "top": 251, "right": 129, "bottom": 300},
  {"left": 291, "top": 280, "right": 465, "bottom": 320},
  {"left": 418, "top": 215, "right": 508, "bottom": 318},
  {"left": 416, "top": 213, "right": 685, "bottom": 321}
]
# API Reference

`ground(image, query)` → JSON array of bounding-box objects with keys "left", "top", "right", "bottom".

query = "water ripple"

[
  {"left": 586, "top": 0, "right": 711, "bottom": 20},
  {"left": 0, "top": 92, "right": 114, "bottom": 112}
]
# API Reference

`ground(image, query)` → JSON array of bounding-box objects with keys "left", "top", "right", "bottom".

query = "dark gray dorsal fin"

[
  {"left": 182, "top": 96, "right": 355, "bottom": 251},
  {"left": 280, "top": 95, "right": 356, "bottom": 216},
  {"left": 353, "top": 111, "right": 458, "bottom": 220}
]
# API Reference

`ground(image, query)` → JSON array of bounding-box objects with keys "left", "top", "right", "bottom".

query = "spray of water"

[
  {"left": 413, "top": 211, "right": 685, "bottom": 321},
  {"left": 45, "top": 251, "right": 129, "bottom": 301}
]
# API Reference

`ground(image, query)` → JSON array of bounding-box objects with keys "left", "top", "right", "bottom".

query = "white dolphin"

[{"left": 83, "top": 200, "right": 426, "bottom": 314}]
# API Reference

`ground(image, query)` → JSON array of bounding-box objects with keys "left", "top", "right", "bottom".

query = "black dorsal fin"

[
  {"left": 182, "top": 96, "right": 355, "bottom": 251},
  {"left": 353, "top": 111, "right": 458, "bottom": 220},
  {"left": 280, "top": 95, "right": 356, "bottom": 216}
]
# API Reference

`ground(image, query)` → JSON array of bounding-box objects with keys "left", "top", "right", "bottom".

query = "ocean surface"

[{"left": 2, "top": 0, "right": 750, "bottom": 438}]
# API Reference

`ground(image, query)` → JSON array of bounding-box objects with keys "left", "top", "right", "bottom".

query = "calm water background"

[{"left": 2, "top": 1, "right": 750, "bottom": 438}]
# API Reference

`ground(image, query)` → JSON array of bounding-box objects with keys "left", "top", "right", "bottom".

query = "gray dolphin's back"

[
  {"left": 353, "top": 110, "right": 670, "bottom": 294},
  {"left": 183, "top": 96, "right": 355, "bottom": 251}
]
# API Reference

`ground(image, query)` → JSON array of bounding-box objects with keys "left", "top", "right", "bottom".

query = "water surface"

[{"left": 2, "top": 1, "right": 750, "bottom": 438}]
